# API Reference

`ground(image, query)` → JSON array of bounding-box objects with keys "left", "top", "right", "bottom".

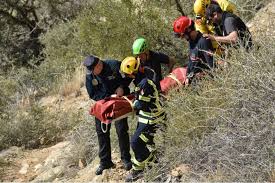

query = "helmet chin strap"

[{"left": 145, "top": 51, "right": 149, "bottom": 61}]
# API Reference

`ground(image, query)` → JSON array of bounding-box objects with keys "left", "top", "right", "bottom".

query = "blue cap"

[{"left": 83, "top": 55, "right": 99, "bottom": 71}]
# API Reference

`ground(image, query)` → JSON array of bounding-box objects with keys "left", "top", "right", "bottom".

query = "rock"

[
  {"left": 247, "top": 1, "right": 275, "bottom": 40},
  {"left": 0, "top": 146, "right": 21, "bottom": 160},
  {"left": 34, "top": 164, "right": 43, "bottom": 172},
  {"left": 171, "top": 164, "right": 190, "bottom": 177},
  {"left": 32, "top": 166, "right": 64, "bottom": 182},
  {"left": 78, "top": 159, "right": 86, "bottom": 169},
  {"left": 43, "top": 141, "right": 73, "bottom": 168},
  {"left": 19, "top": 161, "right": 29, "bottom": 174},
  {"left": 30, "top": 141, "right": 77, "bottom": 182}
]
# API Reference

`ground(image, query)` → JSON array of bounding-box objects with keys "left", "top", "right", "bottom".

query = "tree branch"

[{"left": 175, "top": 0, "right": 185, "bottom": 16}]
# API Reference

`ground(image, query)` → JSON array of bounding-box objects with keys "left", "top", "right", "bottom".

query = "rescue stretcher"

[
  {"left": 160, "top": 67, "right": 187, "bottom": 94},
  {"left": 90, "top": 95, "right": 135, "bottom": 124}
]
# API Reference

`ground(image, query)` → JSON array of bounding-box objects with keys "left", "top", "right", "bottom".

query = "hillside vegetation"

[{"left": 0, "top": 0, "right": 274, "bottom": 182}]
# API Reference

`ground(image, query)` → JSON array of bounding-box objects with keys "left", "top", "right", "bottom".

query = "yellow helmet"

[
  {"left": 194, "top": 0, "right": 211, "bottom": 18},
  {"left": 120, "top": 56, "right": 140, "bottom": 75}
]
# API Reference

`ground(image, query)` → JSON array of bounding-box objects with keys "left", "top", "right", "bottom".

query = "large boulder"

[{"left": 247, "top": 0, "right": 275, "bottom": 40}]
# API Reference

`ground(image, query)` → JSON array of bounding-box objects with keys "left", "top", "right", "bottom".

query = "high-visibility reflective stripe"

[
  {"left": 132, "top": 151, "right": 155, "bottom": 170},
  {"left": 138, "top": 95, "right": 151, "bottom": 102},
  {"left": 139, "top": 134, "right": 149, "bottom": 143},
  {"left": 135, "top": 86, "right": 140, "bottom": 92},
  {"left": 138, "top": 115, "right": 166, "bottom": 125},
  {"left": 132, "top": 158, "right": 145, "bottom": 170},
  {"left": 138, "top": 113, "right": 166, "bottom": 124},
  {"left": 139, "top": 112, "right": 166, "bottom": 121},
  {"left": 139, "top": 110, "right": 165, "bottom": 118},
  {"left": 132, "top": 164, "right": 144, "bottom": 171},
  {"left": 147, "top": 80, "right": 162, "bottom": 111}
]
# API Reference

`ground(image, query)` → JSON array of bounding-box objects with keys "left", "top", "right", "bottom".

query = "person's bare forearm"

[
  {"left": 203, "top": 31, "right": 238, "bottom": 44},
  {"left": 214, "top": 33, "right": 237, "bottom": 44}
]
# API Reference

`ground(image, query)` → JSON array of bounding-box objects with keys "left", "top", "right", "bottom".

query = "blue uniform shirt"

[{"left": 85, "top": 60, "right": 132, "bottom": 101}]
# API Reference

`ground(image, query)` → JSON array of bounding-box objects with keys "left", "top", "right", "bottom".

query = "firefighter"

[
  {"left": 194, "top": 0, "right": 236, "bottom": 55},
  {"left": 204, "top": 3, "right": 253, "bottom": 51},
  {"left": 173, "top": 16, "right": 215, "bottom": 85},
  {"left": 194, "top": 0, "right": 236, "bottom": 34},
  {"left": 120, "top": 56, "right": 167, "bottom": 182},
  {"left": 83, "top": 55, "right": 133, "bottom": 175},
  {"left": 132, "top": 37, "right": 176, "bottom": 90}
]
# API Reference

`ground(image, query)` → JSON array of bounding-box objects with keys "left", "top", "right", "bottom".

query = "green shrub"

[{"left": 39, "top": 0, "right": 188, "bottom": 93}]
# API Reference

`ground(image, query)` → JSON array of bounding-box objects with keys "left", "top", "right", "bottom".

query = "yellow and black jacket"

[{"left": 133, "top": 68, "right": 166, "bottom": 125}]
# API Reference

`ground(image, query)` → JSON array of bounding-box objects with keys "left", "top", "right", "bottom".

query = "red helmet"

[{"left": 173, "top": 16, "right": 192, "bottom": 34}]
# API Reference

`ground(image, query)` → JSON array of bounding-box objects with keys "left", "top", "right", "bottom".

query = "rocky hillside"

[
  {"left": 0, "top": 1, "right": 274, "bottom": 182},
  {"left": 247, "top": 0, "right": 275, "bottom": 39}
]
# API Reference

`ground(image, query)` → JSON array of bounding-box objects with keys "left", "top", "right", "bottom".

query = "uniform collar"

[
  {"left": 189, "top": 31, "right": 202, "bottom": 45},
  {"left": 98, "top": 62, "right": 107, "bottom": 77}
]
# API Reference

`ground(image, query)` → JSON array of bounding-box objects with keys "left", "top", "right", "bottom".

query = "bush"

[
  {"left": 67, "top": 115, "right": 98, "bottom": 166},
  {"left": 234, "top": 0, "right": 269, "bottom": 21},
  {"left": 39, "top": 0, "right": 188, "bottom": 93},
  {"left": 147, "top": 38, "right": 275, "bottom": 181},
  {"left": 0, "top": 104, "right": 82, "bottom": 150}
]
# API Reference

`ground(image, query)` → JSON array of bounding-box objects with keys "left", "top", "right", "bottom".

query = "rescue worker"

[
  {"left": 194, "top": 0, "right": 236, "bottom": 34},
  {"left": 193, "top": 0, "right": 236, "bottom": 55},
  {"left": 132, "top": 37, "right": 176, "bottom": 90},
  {"left": 204, "top": 4, "right": 253, "bottom": 51},
  {"left": 83, "top": 55, "right": 132, "bottom": 175},
  {"left": 173, "top": 16, "right": 215, "bottom": 85},
  {"left": 120, "top": 57, "right": 167, "bottom": 182}
]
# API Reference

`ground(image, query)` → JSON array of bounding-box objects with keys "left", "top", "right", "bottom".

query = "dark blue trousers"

[
  {"left": 95, "top": 117, "right": 131, "bottom": 166},
  {"left": 131, "top": 122, "right": 157, "bottom": 163}
]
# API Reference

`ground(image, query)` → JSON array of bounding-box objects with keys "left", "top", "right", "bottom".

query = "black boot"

[
  {"left": 123, "top": 160, "right": 132, "bottom": 171},
  {"left": 95, "top": 162, "right": 115, "bottom": 175}
]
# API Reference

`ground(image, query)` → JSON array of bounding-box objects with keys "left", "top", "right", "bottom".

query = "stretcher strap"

[
  {"left": 167, "top": 73, "right": 182, "bottom": 86},
  {"left": 122, "top": 96, "right": 134, "bottom": 112},
  {"left": 123, "top": 96, "right": 135, "bottom": 120}
]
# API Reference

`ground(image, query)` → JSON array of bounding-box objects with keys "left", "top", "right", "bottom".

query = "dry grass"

[
  {"left": 145, "top": 38, "right": 275, "bottom": 182},
  {"left": 67, "top": 114, "right": 98, "bottom": 165},
  {"left": 59, "top": 65, "right": 85, "bottom": 97},
  {"left": 0, "top": 103, "right": 83, "bottom": 150}
]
